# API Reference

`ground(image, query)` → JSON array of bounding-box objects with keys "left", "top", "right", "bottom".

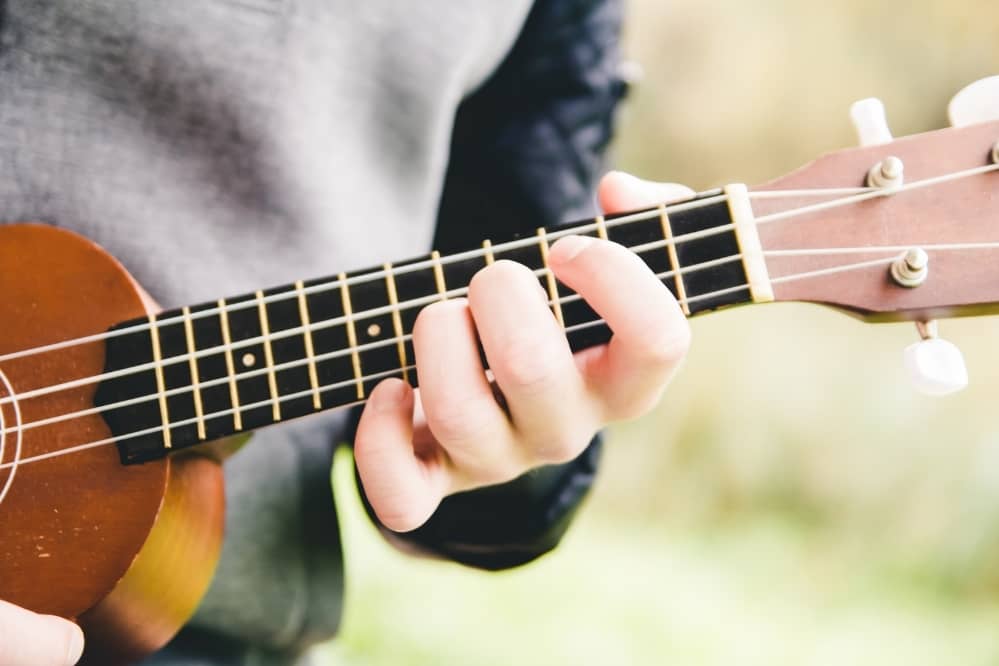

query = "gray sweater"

[{"left": 0, "top": 0, "right": 620, "bottom": 662}]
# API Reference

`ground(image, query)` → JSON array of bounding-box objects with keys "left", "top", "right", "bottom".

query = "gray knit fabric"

[{"left": 0, "top": 0, "right": 533, "bottom": 660}]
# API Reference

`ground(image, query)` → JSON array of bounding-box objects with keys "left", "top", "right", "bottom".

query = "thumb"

[
  {"left": 597, "top": 170, "right": 695, "bottom": 214},
  {"left": 0, "top": 600, "right": 84, "bottom": 666}
]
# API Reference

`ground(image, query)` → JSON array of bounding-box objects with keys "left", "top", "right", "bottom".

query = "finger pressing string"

[
  {"left": 0, "top": 249, "right": 912, "bottom": 472},
  {"left": 4, "top": 161, "right": 997, "bottom": 407}
]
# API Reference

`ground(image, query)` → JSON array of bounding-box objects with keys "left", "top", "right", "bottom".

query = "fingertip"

[
  {"left": 0, "top": 608, "right": 85, "bottom": 666},
  {"left": 378, "top": 494, "right": 440, "bottom": 533},
  {"left": 368, "top": 377, "right": 413, "bottom": 414},
  {"left": 355, "top": 382, "right": 447, "bottom": 533},
  {"left": 597, "top": 170, "right": 695, "bottom": 212},
  {"left": 413, "top": 297, "right": 469, "bottom": 338},
  {"left": 63, "top": 621, "right": 84, "bottom": 665},
  {"left": 548, "top": 235, "right": 595, "bottom": 266}
]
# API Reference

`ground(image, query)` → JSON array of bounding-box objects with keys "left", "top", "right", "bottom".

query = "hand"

[
  {"left": 0, "top": 600, "right": 84, "bottom": 666},
  {"left": 355, "top": 171, "right": 693, "bottom": 531}
]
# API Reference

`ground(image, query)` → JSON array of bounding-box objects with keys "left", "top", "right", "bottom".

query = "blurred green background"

[{"left": 323, "top": 2, "right": 999, "bottom": 664}]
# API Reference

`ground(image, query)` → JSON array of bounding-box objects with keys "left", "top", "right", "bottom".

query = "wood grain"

[
  {"left": 752, "top": 120, "right": 999, "bottom": 321},
  {"left": 0, "top": 224, "right": 224, "bottom": 661}
]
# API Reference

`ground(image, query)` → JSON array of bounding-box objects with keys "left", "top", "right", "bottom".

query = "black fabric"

[
  {"left": 364, "top": 0, "right": 626, "bottom": 569},
  {"left": 435, "top": 0, "right": 627, "bottom": 250},
  {"left": 358, "top": 434, "right": 603, "bottom": 571}
]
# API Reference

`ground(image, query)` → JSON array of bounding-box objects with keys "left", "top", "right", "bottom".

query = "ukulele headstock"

[
  {"left": 744, "top": 78, "right": 999, "bottom": 395},
  {"left": 752, "top": 118, "right": 999, "bottom": 322}
]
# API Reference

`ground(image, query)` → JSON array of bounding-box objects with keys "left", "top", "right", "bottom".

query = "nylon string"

[
  {"left": 0, "top": 245, "right": 986, "bottom": 472},
  {"left": 0, "top": 159, "right": 993, "bottom": 373},
  {"left": 1, "top": 160, "right": 997, "bottom": 470},
  {"left": 3, "top": 159, "right": 997, "bottom": 408},
  {"left": 0, "top": 195, "right": 729, "bottom": 365},
  {"left": 4, "top": 159, "right": 995, "bottom": 371}
]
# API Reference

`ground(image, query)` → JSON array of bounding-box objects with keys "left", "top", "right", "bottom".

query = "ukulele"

[{"left": 2, "top": 77, "right": 998, "bottom": 664}]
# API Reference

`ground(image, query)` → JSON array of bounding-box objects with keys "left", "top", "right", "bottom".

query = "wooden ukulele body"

[{"left": 0, "top": 224, "right": 224, "bottom": 664}]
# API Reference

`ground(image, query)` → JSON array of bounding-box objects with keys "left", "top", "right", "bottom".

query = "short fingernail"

[
  {"left": 65, "top": 623, "right": 84, "bottom": 665},
  {"left": 372, "top": 380, "right": 410, "bottom": 413},
  {"left": 550, "top": 235, "right": 594, "bottom": 264}
]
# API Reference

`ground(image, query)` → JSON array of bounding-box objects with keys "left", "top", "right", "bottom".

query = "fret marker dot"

[
  {"left": 367, "top": 323, "right": 382, "bottom": 338},
  {"left": 242, "top": 353, "right": 256, "bottom": 368}
]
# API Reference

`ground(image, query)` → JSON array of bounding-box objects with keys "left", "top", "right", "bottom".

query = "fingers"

[
  {"left": 357, "top": 299, "right": 520, "bottom": 532},
  {"left": 412, "top": 299, "right": 519, "bottom": 483},
  {"left": 468, "top": 261, "right": 596, "bottom": 464},
  {"left": 597, "top": 170, "right": 695, "bottom": 213},
  {"left": 0, "top": 600, "right": 84, "bottom": 666},
  {"left": 357, "top": 170, "right": 693, "bottom": 531},
  {"left": 354, "top": 379, "right": 449, "bottom": 532},
  {"left": 549, "top": 235, "right": 690, "bottom": 420}
]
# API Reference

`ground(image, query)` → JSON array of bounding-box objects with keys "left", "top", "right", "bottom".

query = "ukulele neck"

[{"left": 97, "top": 188, "right": 764, "bottom": 464}]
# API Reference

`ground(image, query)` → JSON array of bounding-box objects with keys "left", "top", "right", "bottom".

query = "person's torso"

[
  {"left": 0, "top": 0, "right": 533, "bottom": 305},
  {"left": 0, "top": 0, "right": 534, "bottom": 659}
]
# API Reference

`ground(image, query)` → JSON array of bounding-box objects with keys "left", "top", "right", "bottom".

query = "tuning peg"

[
  {"left": 948, "top": 75, "right": 999, "bottom": 127},
  {"left": 850, "top": 98, "right": 893, "bottom": 147},
  {"left": 903, "top": 321, "right": 968, "bottom": 396}
]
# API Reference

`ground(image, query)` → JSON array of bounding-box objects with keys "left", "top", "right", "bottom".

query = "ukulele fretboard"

[{"left": 96, "top": 191, "right": 752, "bottom": 464}]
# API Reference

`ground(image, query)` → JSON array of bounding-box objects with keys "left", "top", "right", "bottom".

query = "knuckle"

[
  {"left": 470, "top": 458, "right": 525, "bottom": 487},
  {"left": 636, "top": 321, "right": 691, "bottom": 368},
  {"left": 494, "top": 335, "right": 560, "bottom": 392},
  {"left": 424, "top": 396, "right": 497, "bottom": 446},
  {"left": 609, "top": 390, "right": 664, "bottom": 422},
  {"left": 533, "top": 431, "right": 589, "bottom": 465},
  {"left": 449, "top": 440, "right": 525, "bottom": 490}
]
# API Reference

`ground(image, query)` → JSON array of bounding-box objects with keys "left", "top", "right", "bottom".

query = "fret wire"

[
  {"left": 256, "top": 291, "right": 282, "bottom": 421},
  {"left": 536, "top": 228, "right": 564, "bottom": 328},
  {"left": 659, "top": 204, "right": 691, "bottom": 315},
  {"left": 0, "top": 194, "right": 738, "bottom": 375},
  {"left": 50, "top": 187, "right": 916, "bottom": 374},
  {"left": 218, "top": 298, "right": 243, "bottom": 431},
  {"left": 595, "top": 215, "right": 608, "bottom": 240},
  {"left": 382, "top": 263, "right": 409, "bottom": 383},
  {"left": 15, "top": 252, "right": 755, "bottom": 444},
  {"left": 23, "top": 183, "right": 992, "bottom": 456},
  {"left": 0, "top": 239, "right": 893, "bottom": 464},
  {"left": 181, "top": 307, "right": 207, "bottom": 440},
  {"left": 148, "top": 314, "right": 172, "bottom": 449},
  {"left": 10, "top": 248, "right": 745, "bottom": 414},
  {"left": 483, "top": 239, "right": 495, "bottom": 265},
  {"left": 28, "top": 311, "right": 622, "bottom": 465},
  {"left": 295, "top": 281, "right": 322, "bottom": 410},
  {"left": 338, "top": 272, "right": 365, "bottom": 399},
  {"left": 431, "top": 250, "right": 447, "bottom": 299}
]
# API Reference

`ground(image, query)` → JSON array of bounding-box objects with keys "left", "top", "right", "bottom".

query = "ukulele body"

[{"left": 0, "top": 223, "right": 225, "bottom": 664}]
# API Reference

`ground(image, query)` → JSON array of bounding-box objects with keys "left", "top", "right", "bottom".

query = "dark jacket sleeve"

[{"left": 357, "top": 0, "right": 628, "bottom": 570}]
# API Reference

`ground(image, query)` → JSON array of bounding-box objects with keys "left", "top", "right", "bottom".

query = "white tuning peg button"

[
  {"left": 904, "top": 337, "right": 968, "bottom": 396},
  {"left": 948, "top": 75, "right": 999, "bottom": 127},
  {"left": 850, "top": 98, "right": 894, "bottom": 146}
]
